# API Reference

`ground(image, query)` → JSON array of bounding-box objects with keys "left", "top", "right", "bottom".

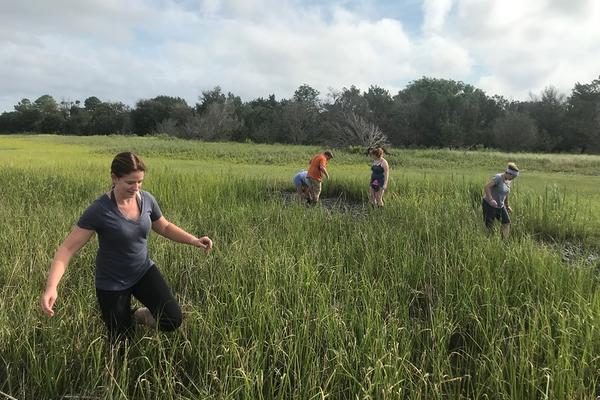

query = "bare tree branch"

[{"left": 332, "top": 111, "right": 389, "bottom": 150}]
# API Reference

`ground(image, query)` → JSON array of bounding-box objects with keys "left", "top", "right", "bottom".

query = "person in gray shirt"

[
  {"left": 482, "top": 162, "right": 519, "bottom": 239},
  {"left": 40, "top": 152, "right": 213, "bottom": 343}
]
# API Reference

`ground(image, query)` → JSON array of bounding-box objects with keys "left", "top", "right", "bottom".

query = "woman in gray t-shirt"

[
  {"left": 40, "top": 152, "right": 213, "bottom": 343},
  {"left": 482, "top": 162, "right": 519, "bottom": 239}
]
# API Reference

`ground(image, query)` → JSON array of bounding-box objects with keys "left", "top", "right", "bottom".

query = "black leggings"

[{"left": 96, "top": 265, "right": 183, "bottom": 342}]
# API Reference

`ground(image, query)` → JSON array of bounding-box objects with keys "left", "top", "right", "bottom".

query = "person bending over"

[
  {"left": 306, "top": 151, "right": 333, "bottom": 204},
  {"left": 293, "top": 170, "right": 310, "bottom": 202},
  {"left": 482, "top": 162, "right": 519, "bottom": 239},
  {"left": 41, "top": 152, "right": 213, "bottom": 343}
]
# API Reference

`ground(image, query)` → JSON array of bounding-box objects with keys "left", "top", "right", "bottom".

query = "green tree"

[
  {"left": 0, "top": 112, "right": 19, "bottom": 133},
  {"left": 274, "top": 84, "right": 322, "bottom": 144},
  {"left": 63, "top": 106, "right": 91, "bottom": 135},
  {"left": 527, "top": 86, "right": 567, "bottom": 151},
  {"left": 84, "top": 96, "right": 102, "bottom": 112},
  {"left": 241, "top": 95, "right": 281, "bottom": 143},
  {"left": 132, "top": 96, "right": 191, "bottom": 135},
  {"left": 34, "top": 95, "right": 59, "bottom": 114},
  {"left": 278, "top": 100, "right": 312, "bottom": 144},
  {"left": 34, "top": 95, "right": 63, "bottom": 133},
  {"left": 565, "top": 76, "right": 600, "bottom": 153},
  {"left": 88, "top": 102, "right": 131, "bottom": 134},
  {"left": 364, "top": 85, "right": 393, "bottom": 131},
  {"left": 13, "top": 98, "right": 41, "bottom": 131},
  {"left": 195, "top": 86, "right": 227, "bottom": 114},
  {"left": 194, "top": 87, "right": 244, "bottom": 140},
  {"left": 321, "top": 86, "right": 371, "bottom": 145},
  {"left": 492, "top": 111, "right": 538, "bottom": 151},
  {"left": 329, "top": 85, "right": 370, "bottom": 116},
  {"left": 392, "top": 77, "right": 496, "bottom": 148},
  {"left": 293, "top": 84, "right": 321, "bottom": 110}
]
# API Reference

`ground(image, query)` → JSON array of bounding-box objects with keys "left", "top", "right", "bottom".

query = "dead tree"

[{"left": 332, "top": 112, "right": 389, "bottom": 151}]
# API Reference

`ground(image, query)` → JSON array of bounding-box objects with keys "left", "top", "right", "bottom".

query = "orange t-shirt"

[{"left": 307, "top": 154, "right": 328, "bottom": 181}]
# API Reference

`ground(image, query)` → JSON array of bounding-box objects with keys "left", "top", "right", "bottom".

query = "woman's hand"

[
  {"left": 489, "top": 199, "right": 498, "bottom": 208},
  {"left": 40, "top": 287, "right": 58, "bottom": 316},
  {"left": 193, "top": 236, "right": 213, "bottom": 252},
  {"left": 506, "top": 205, "right": 513, "bottom": 213}
]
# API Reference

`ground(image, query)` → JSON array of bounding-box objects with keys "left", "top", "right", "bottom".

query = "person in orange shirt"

[{"left": 306, "top": 151, "right": 333, "bottom": 204}]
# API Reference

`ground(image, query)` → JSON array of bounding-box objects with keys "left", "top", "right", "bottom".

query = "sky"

[{"left": 0, "top": 0, "right": 598, "bottom": 112}]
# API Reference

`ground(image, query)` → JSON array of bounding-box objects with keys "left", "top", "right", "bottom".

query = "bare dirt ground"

[{"left": 279, "top": 190, "right": 372, "bottom": 218}]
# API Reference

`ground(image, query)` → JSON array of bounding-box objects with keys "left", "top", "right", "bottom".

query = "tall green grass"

[{"left": 1, "top": 135, "right": 600, "bottom": 399}]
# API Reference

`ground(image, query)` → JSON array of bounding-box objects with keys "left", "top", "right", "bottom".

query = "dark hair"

[
  {"left": 324, "top": 151, "right": 333, "bottom": 159},
  {"left": 111, "top": 152, "right": 146, "bottom": 177}
]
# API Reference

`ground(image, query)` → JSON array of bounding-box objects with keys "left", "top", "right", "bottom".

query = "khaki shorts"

[{"left": 307, "top": 177, "right": 322, "bottom": 198}]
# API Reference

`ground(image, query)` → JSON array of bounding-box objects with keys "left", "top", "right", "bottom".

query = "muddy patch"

[
  {"left": 534, "top": 237, "right": 599, "bottom": 268},
  {"left": 557, "top": 242, "right": 599, "bottom": 265},
  {"left": 279, "top": 190, "right": 370, "bottom": 218}
]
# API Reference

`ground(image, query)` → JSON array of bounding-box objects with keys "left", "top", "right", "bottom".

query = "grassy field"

[{"left": 1, "top": 134, "right": 600, "bottom": 399}]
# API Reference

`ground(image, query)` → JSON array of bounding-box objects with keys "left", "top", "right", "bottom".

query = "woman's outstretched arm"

[
  {"left": 152, "top": 216, "right": 213, "bottom": 251},
  {"left": 41, "top": 227, "right": 94, "bottom": 316}
]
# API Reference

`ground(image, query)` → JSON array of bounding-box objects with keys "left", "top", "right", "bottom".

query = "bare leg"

[
  {"left": 296, "top": 186, "right": 304, "bottom": 202},
  {"left": 307, "top": 179, "right": 317, "bottom": 204},
  {"left": 314, "top": 191, "right": 321, "bottom": 203},
  {"left": 312, "top": 181, "right": 322, "bottom": 203},
  {"left": 501, "top": 223, "right": 510, "bottom": 239},
  {"left": 133, "top": 307, "right": 156, "bottom": 328},
  {"left": 302, "top": 186, "right": 310, "bottom": 202},
  {"left": 376, "top": 189, "right": 385, "bottom": 207},
  {"left": 369, "top": 188, "right": 376, "bottom": 205}
]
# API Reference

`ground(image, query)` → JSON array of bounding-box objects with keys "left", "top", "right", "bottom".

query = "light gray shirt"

[
  {"left": 484, "top": 173, "right": 511, "bottom": 208},
  {"left": 293, "top": 170, "right": 309, "bottom": 186},
  {"left": 77, "top": 190, "right": 162, "bottom": 290}
]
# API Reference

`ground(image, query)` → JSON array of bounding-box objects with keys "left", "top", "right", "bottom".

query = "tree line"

[{"left": 1, "top": 76, "right": 599, "bottom": 153}]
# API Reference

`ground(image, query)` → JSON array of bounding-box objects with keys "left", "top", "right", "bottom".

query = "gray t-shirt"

[
  {"left": 77, "top": 190, "right": 162, "bottom": 290},
  {"left": 484, "top": 173, "right": 511, "bottom": 208}
]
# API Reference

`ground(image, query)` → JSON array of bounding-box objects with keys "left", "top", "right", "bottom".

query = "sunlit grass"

[{"left": 1, "top": 135, "right": 600, "bottom": 399}]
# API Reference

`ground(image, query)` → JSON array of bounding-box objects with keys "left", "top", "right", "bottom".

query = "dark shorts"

[{"left": 482, "top": 198, "right": 510, "bottom": 228}]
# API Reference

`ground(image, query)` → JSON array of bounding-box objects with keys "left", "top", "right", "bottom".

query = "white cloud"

[
  {"left": 162, "top": 9, "right": 415, "bottom": 99},
  {"left": 452, "top": 0, "right": 600, "bottom": 98},
  {"left": 413, "top": 35, "right": 472, "bottom": 79},
  {"left": 0, "top": 0, "right": 419, "bottom": 110},
  {"left": 422, "top": 0, "right": 454, "bottom": 34},
  {"left": 0, "top": 0, "right": 599, "bottom": 112}
]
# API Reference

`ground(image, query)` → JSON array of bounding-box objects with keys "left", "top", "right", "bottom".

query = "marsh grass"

[{"left": 1, "top": 135, "right": 600, "bottom": 399}]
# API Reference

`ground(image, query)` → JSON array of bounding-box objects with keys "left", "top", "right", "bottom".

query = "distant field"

[{"left": 1, "top": 134, "right": 600, "bottom": 399}]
